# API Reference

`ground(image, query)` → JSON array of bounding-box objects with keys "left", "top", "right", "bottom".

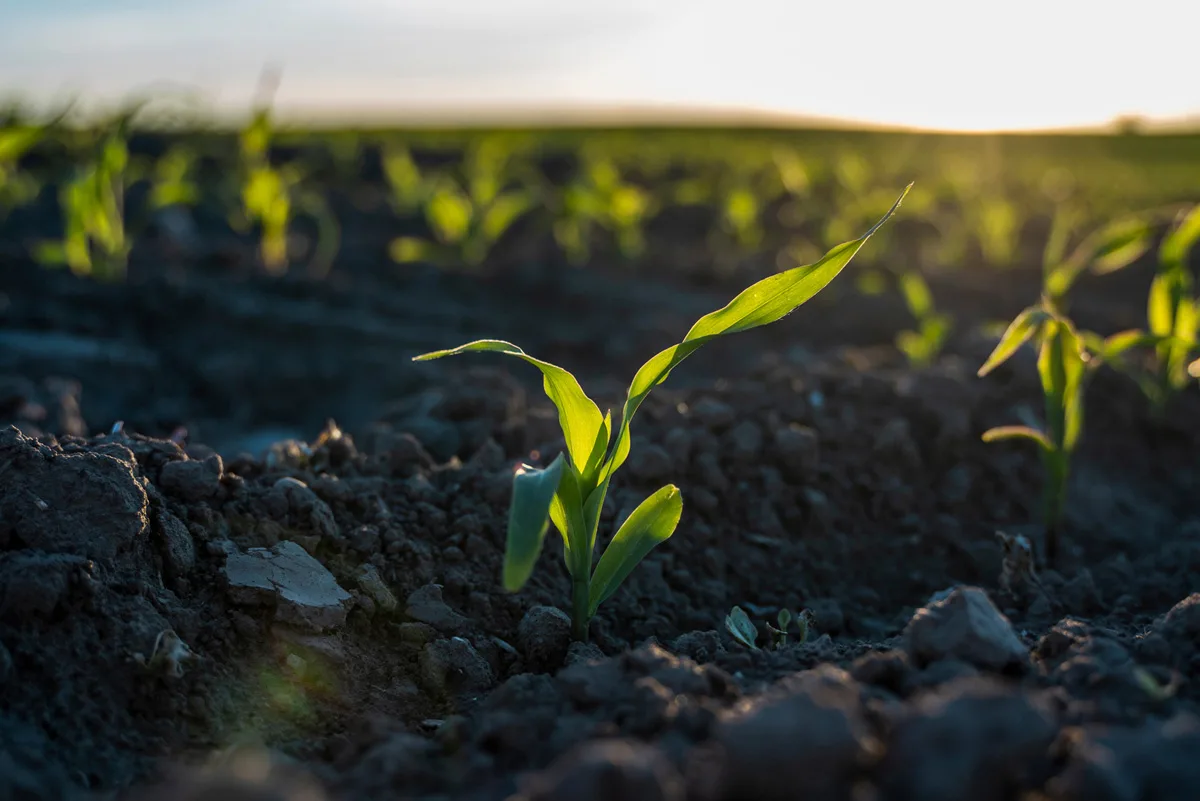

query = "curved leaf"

[
  {"left": 588, "top": 485, "right": 683, "bottom": 616},
  {"left": 502, "top": 454, "right": 565, "bottom": 592},
  {"left": 1160, "top": 204, "right": 1200, "bottom": 274},
  {"left": 899, "top": 270, "right": 934, "bottom": 319},
  {"left": 412, "top": 340, "right": 604, "bottom": 472},
  {"left": 603, "top": 184, "right": 912, "bottom": 478},
  {"left": 982, "top": 425, "right": 1053, "bottom": 451},
  {"left": 977, "top": 306, "right": 1046, "bottom": 377}
]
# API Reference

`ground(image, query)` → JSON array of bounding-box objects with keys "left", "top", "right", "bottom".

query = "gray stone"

[
  {"left": 518, "top": 605, "right": 573, "bottom": 672},
  {"left": 904, "top": 586, "right": 1028, "bottom": 672},
  {"left": 223, "top": 540, "right": 352, "bottom": 631},
  {"left": 419, "top": 637, "right": 494, "bottom": 696},
  {"left": 159, "top": 455, "right": 223, "bottom": 502},
  {"left": 266, "top": 477, "right": 339, "bottom": 543},
  {"left": 807, "top": 598, "right": 844, "bottom": 635},
  {"left": 155, "top": 507, "right": 196, "bottom": 581},
  {"left": 406, "top": 583, "right": 472, "bottom": 634}
]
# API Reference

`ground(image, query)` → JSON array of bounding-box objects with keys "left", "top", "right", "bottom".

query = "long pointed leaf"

[
  {"left": 502, "top": 454, "right": 566, "bottom": 591},
  {"left": 1160, "top": 205, "right": 1200, "bottom": 274},
  {"left": 982, "top": 425, "right": 1054, "bottom": 451},
  {"left": 603, "top": 184, "right": 912, "bottom": 478},
  {"left": 548, "top": 463, "right": 590, "bottom": 578},
  {"left": 413, "top": 340, "right": 603, "bottom": 472},
  {"left": 588, "top": 485, "right": 683, "bottom": 615},
  {"left": 977, "top": 306, "right": 1046, "bottom": 377}
]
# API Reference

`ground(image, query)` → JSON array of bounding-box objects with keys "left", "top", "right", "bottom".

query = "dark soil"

[{"left": 2, "top": 189, "right": 1200, "bottom": 801}]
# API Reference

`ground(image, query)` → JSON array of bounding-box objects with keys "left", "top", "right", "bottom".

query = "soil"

[{"left": 2, "top": 175, "right": 1200, "bottom": 801}]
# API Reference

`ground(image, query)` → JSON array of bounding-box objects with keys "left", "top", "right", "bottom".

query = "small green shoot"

[
  {"left": 34, "top": 113, "right": 133, "bottom": 279},
  {"left": 725, "top": 606, "right": 759, "bottom": 650},
  {"left": 895, "top": 270, "right": 952, "bottom": 367},
  {"left": 413, "top": 187, "right": 911, "bottom": 640},
  {"left": 978, "top": 298, "right": 1140, "bottom": 566}
]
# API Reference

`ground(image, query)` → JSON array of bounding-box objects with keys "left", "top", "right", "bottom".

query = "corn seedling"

[
  {"left": 0, "top": 123, "right": 42, "bottom": 218},
  {"left": 895, "top": 270, "right": 952, "bottom": 367},
  {"left": 977, "top": 298, "right": 1146, "bottom": 566},
  {"left": 553, "top": 155, "right": 656, "bottom": 265},
  {"left": 413, "top": 187, "right": 910, "bottom": 640},
  {"left": 1143, "top": 206, "right": 1200, "bottom": 414},
  {"left": 1041, "top": 211, "right": 1158, "bottom": 304},
  {"left": 234, "top": 105, "right": 339, "bottom": 276},
  {"left": 389, "top": 137, "right": 535, "bottom": 268},
  {"left": 34, "top": 114, "right": 134, "bottom": 279}
]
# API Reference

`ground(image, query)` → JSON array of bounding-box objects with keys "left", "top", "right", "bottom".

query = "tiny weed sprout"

[
  {"left": 978, "top": 298, "right": 1140, "bottom": 566},
  {"left": 414, "top": 186, "right": 911, "bottom": 640},
  {"left": 725, "top": 606, "right": 759, "bottom": 650},
  {"left": 767, "top": 608, "right": 792, "bottom": 648},
  {"left": 895, "top": 270, "right": 951, "bottom": 367}
]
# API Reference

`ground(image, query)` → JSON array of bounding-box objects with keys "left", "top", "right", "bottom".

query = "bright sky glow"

[{"left": 1, "top": 0, "right": 1197, "bottom": 131}]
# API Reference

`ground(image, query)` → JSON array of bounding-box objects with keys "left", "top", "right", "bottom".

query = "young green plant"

[
  {"left": 413, "top": 186, "right": 911, "bottom": 641},
  {"left": 977, "top": 298, "right": 1144, "bottom": 567},
  {"left": 895, "top": 270, "right": 952, "bottom": 367}
]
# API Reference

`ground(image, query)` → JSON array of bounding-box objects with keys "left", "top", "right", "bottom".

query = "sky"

[{"left": 1, "top": 0, "right": 1198, "bottom": 132}]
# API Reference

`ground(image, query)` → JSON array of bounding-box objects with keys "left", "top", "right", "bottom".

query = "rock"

[
  {"left": 159, "top": 455, "right": 224, "bottom": 502},
  {"left": 628, "top": 443, "right": 673, "bottom": 483},
  {"left": 728, "top": 420, "right": 763, "bottom": 462},
  {"left": 802, "top": 488, "right": 834, "bottom": 535},
  {"left": 691, "top": 398, "right": 736, "bottom": 430},
  {"left": 879, "top": 677, "right": 1056, "bottom": 801},
  {"left": 904, "top": 586, "right": 1028, "bottom": 672},
  {"left": 405, "top": 584, "right": 472, "bottom": 634},
  {"left": 518, "top": 739, "right": 684, "bottom": 801},
  {"left": 223, "top": 540, "right": 352, "bottom": 631},
  {"left": 354, "top": 564, "right": 398, "bottom": 613},
  {"left": 714, "top": 665, "right": 875, "bottom": 801},
  {"left": 0, "top": 427, "right": 148, "bottom": 561},
  {"left": 265, "top": 478, "right": 339, "bottom": 543},
  {"left": 773, "top": 425, "right": 820, "bottom": 483},
  {"left": 565, "top": 641, "right": 605, "bottom": 667},
  {"left": 518, "top": 605, "right": 573, "bottom": 672},
  {"left": 419, "top": 637, "right": 494, "bottom": 696},
  {"left": 1050, "top": 713, "right": 1200, "bottom": 801},
  {"left": 1159, "top": 593, "right": 1200, "bottom": 642}
]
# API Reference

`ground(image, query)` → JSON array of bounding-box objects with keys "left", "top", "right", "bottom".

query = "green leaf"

[
  {"left": 1087, "top": 216, "right": 1155, "bottom": 274},
  {"left": 982, "top": 425, "right": 1054, "bottom": 451},
  {"left": 412, "top": 340, "right": 604, "bottom": 473},
  {"left": 1148, "top": 271, "right": 1182, "bottom": 338},
  {"left": 977, "top": 306, "right": 1046, "bottom": 377},
  {"left": 389, "top": 236, "right": 437, "bottom": 264},
  {"left": 1160, "top": 204, "right": 1200, "bottom": 274},
  {"left": 724, "top": 606, "right": 759, "bottom": 650},
  {"left": 0, "top": 126, "right": 41, "bottom": 163},
  {"left": 604, "top": 184, "right": 912, "bottom": 478},
  {"left": 899, "top": 270, "right": 934, "bottom": 319},
  {"left": 547, "top": 463, "right": 589, "bottom": 576},
  {"left": 482, "top": 191, "right": 532, "bottom": 242},
  {"left": 1038, "top": 319, "right": 1088, "bottom": 452},
  {"left": 502, "top": 454, "right": 566, "bottom": 591},
  {"left": 588, "top": 485, "right": 683, "bottom": 615}
]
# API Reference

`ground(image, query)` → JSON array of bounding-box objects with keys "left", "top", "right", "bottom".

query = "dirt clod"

[
  {"left": 223, "top": 540, "right": 352, "bottom": 631},
  {"left": 518, "top": 605, "right": 574, "bottom": 672},
  {"left": 905, "top": 586, "right": 1029, "bottom": 672}
]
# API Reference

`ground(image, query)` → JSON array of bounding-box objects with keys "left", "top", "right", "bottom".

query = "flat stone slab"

[{"left": 224, "top": 540, "right": 352, "bottom": 632}]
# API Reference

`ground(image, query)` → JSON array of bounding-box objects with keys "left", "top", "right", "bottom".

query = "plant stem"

[{"left": 571, "top": 575, "right": 590, "bottom": 642}]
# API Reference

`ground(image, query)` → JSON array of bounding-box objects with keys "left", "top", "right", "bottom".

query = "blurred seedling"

[
  {"left": 0, "top": 122, "right": 43, "bottom": 219},
  {"left": 552, "top": 154, "right": 657, "bottom": 265},
  {"left": 388, "top": 137, "right": 536, "bottom": 269},
  {"left": 234, "top": 90, "right": 339, "bottom": 277},
  {"left": 895, "top": 270, "right": 952, "bottom": 367},
  {"left": 978, "top": 299, "right": 1145, "bottom": 567},
  {"left": 414, "top": 187, "right": 911, "bottom": 640},
  {"left": 34, "top": 110, "right": 135, "bottom": 279},
  {"left": 726, "top": 606, "right": 814, "bottom": 650}
]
